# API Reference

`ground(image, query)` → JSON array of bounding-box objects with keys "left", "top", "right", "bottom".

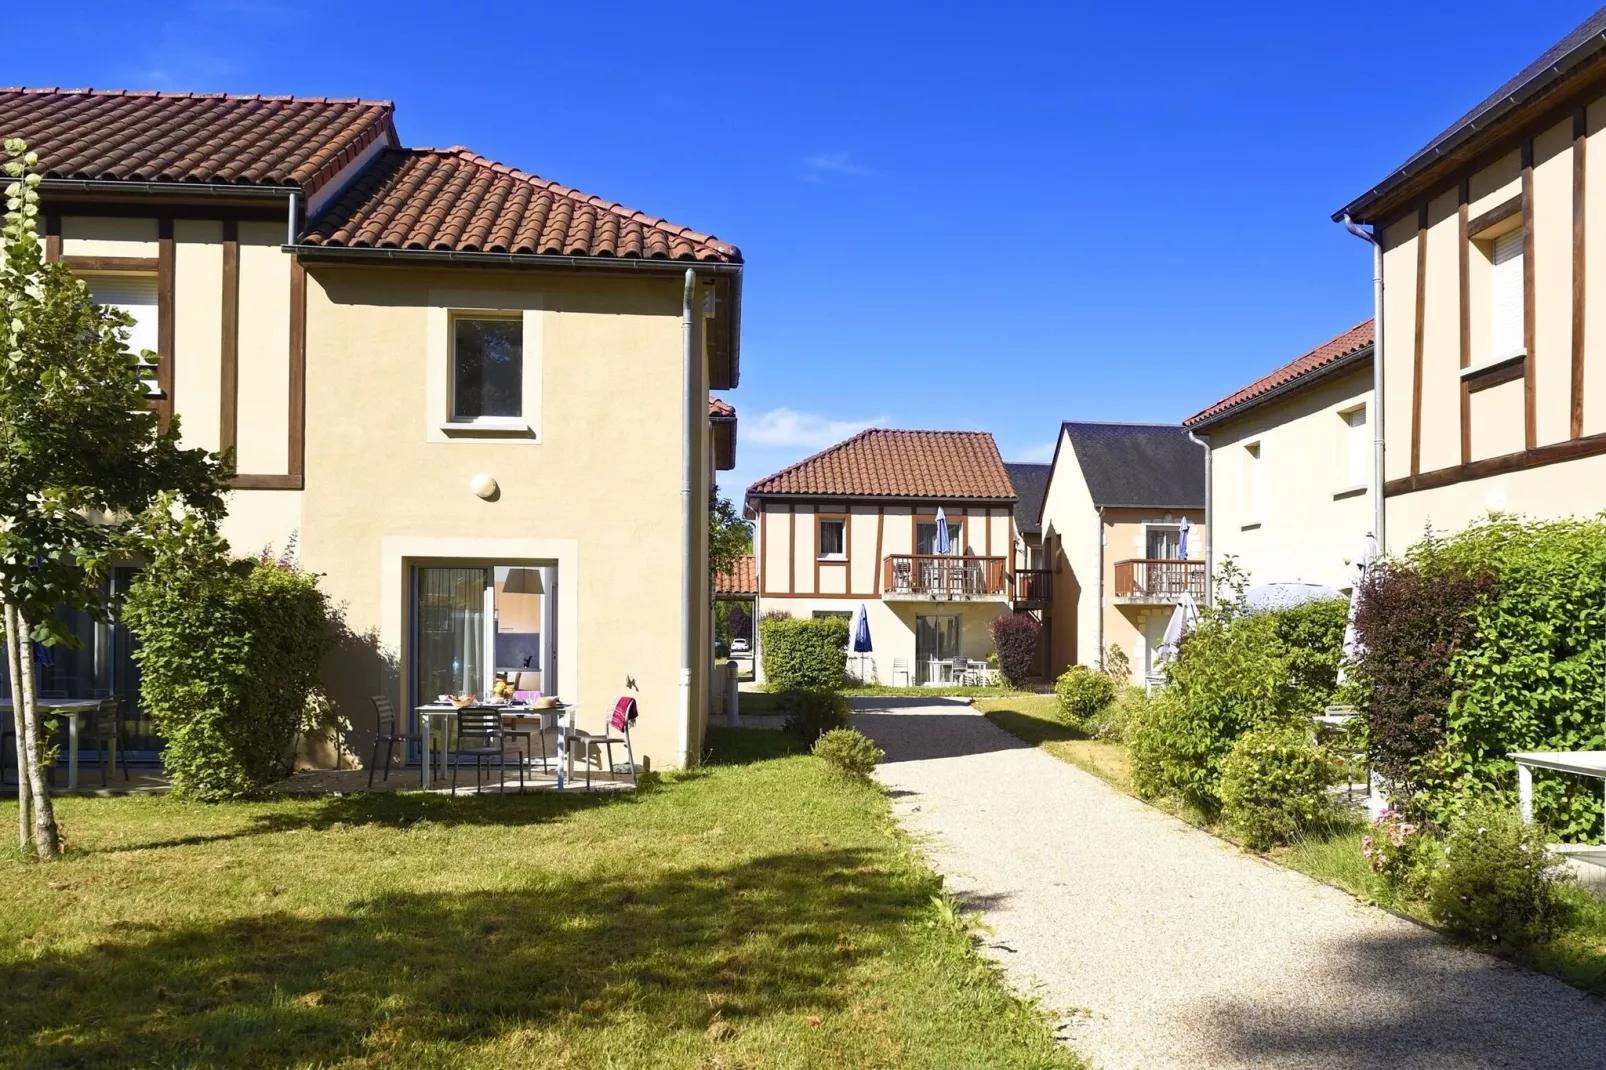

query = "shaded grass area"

[
  {"left": 979, "top": 695, "right": 1606, "bottom": 997},
  {"left": 0, "top": 728, "right": 1081, "bottom": 1069}
]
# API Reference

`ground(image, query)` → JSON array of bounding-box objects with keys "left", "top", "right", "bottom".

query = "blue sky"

[{"left": 15, "top": 2, "right": 1602, "bottom": 498}]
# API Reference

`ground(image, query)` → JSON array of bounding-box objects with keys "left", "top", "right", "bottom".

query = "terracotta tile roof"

[
  {"left": 715, "top": 554, "right": 756, "bottom": 596},
  {"left": 747, "top": 429, "right": 1016, "bottom": 500},
  {"left": 1185, "top": 320, "right": 1374, "bottom": 428},
  {"left": 709, "top": 396, "right": 735, "bottom": 418},
  {"left": 302, "top": 147, "right": 741, "bottom": 262},
  {"left": 0, "top": 87, "right": 394, "bottom": 194}
]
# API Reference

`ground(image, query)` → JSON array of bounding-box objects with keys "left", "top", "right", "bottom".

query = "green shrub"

[
  {"left": 1429, "top": 801, "right": 1572, "bottom": 947},
  {"left": 1356, "top": 515, "right": 1606, "bottom": 839},
  {"left": 1127, "top": 688, "right": 1185, "bottom": 799},
  {"left": 1218, "top": 724, "right": 1338, "bottom": 850},
  {"left": 780, "top": 689, "right": 851, "bottom": 744},
  {"left": 1269, "top": 599, "right": 1350, "bottom": 719},
  {"left": 1054, "top": 664, "right": 1115, "bottom": 725},
  {"left": 760, "top": 615, "right": 849, "bottom": 692},
  {"left": 123, "top": 520, "right": 334, "bottom": 800},
  {"left": 813, "top": 728, "right": 884, "bottom": 778},
  {"left": 1362, "top": 808, "right": 1440, "bottom": 901},
  {"left": 1087, "top": 684, "right": 1148, "bottom": 743}
]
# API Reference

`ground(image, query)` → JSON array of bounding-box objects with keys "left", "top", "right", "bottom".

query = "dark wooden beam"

[
  {"left": 1573, "top": 106, "right": 1589, "bottom": 440},
  {"left": 156, "top": 218, "right": 175, "bottom": 432},
  {"left": 220, "top": 219, "right": 239, "bottom": 459},
  {"left": 287, "top": 256, "right": 307, "bottom": 483},
  {"left": 61, "top": 255, "right": 160, "bottom": 272},
  {"left": 1411, "top": 202, "right": 1428, "bottom": 475},
  {"left": 1466, "top": 194, "right": 1522, "bottom": 237},
  {"left": 1459, "top": 181, "right": 1472, "bottom": 465},
  {"left": 1521, "top": 141, "right": 1537, "bottom": 450},
  {"left": 1385, "top": 428, "right": 1606, "bottom": 496}
]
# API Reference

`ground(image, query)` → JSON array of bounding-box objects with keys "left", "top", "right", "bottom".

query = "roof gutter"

[
  {"left": 1335, "top": 27, "right": 1606, "bottom": 222},
  {"left": 1184, "top": 343, "right": 1375, "bottom": 432},
  {"left": 40, "top": 178, "right": 294, "bottom": 199},
  {"left": 286, "top": 243, "right": 743, "bottom": 275}
]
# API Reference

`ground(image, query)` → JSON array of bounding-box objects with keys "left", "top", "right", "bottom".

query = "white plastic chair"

[{"left": 892, "top": 657, "right": 911, "bottom": 687}]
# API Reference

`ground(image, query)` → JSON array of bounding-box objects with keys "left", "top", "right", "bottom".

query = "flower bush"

[
  {"left": 1054, "top": 664, "right": 1115, "bottom": 726},
  {"left": 1428, "top": 801, "right": 1572, "bottom": 947},
  {"left": 989, "top": 614, "right": 1041, "bottom": 688},
  {"left": 1362, "top": 808, "right": 1439, "bottom": 901},
  {"left": 1218, "top": 723, "right": 1338, "bottom": 850},
  {"left": 813, "top": 727, "right": 884, "bottom": 778}
]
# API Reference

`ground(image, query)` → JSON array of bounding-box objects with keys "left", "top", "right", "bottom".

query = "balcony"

[
  {"left": 1113, "top": 559, "right": 1206, "bottom": 604},
  {"left": 1013, "top": 568, "right": 1053, "bottom": 608},
  {"left": 883, "top": 555, "right": 1008, "bottom": 601}
]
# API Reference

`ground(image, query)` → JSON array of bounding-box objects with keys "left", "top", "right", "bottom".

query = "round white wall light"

[{"left": 469, "top": 472, "right": 499, "bottom": 500}]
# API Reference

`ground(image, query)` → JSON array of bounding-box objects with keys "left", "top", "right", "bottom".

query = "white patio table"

[
  {"left": 413, "top": 703, "right": 568, "bottom": 790},
  {"left": 0, "top": 697, "right": 102, "bottom": 790},
  {"left": 1510, "top": 750, "right": 1606, "bottom": 841}
]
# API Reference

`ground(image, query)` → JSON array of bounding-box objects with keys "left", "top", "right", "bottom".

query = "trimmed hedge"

[
  {"left": 1054, "top": 665, "right": 1115, "bottom": 725},
  {"left": 760, "top": 615, "right": 849, "bottom": 692},
  {"left": 991, "top": 614, "right": 1041, "bottom": 687},
  {"left": 1219, "top": 723, "right": 1338, "bottom": 849}
]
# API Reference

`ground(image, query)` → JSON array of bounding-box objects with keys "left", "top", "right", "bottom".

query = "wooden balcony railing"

[
  {"left": 883, "top": 555, "right": 1008, "bottom": 598},
  {"left": 1013, "top": 569, "right": 1053, "bottom": 606},
  {"left": 1113, "top": 559, "right": 1207, "bottom": 602}
]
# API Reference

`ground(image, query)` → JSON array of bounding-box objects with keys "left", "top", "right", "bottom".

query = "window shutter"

[
  {"left": 83, "top": 274, "right": 160, "bottom": 396},
  {"left": 1490, "top": 229, "right": 1524, "bottom": 359}
]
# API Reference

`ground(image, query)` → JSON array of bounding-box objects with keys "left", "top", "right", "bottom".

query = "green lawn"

[
  {"left": 978, "top": 695, "right": 1606, "bottom": 997},
  {"left": 0, "top": 728, "right": 1081, "bottom": 1069}
]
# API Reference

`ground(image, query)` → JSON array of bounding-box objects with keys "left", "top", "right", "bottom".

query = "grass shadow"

[
  {"left": 982, "top": 707, "right": 1088, "bottom": 747},
  {"left": 3, "top": 847, "right": 928, "bottom": 1068},
  {"left": 703, "top": 725, "right": 807, "bottom": 766}
]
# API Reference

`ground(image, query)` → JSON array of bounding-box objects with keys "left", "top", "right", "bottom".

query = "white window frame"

[
  {"left": 1241, "top": 441, "right": 1263, "bottom": 529},
  {"left": 448, "top": 312, "right": 525, "bottom": 426},
  {"left": 1336, "top": 404, "right": 1368, "bottom": 496},
  {"left": 817, "top": 518, "right": 847, "bottom": 561},
  {"left": 425, "top": 291, "right": 544, "bottom": 443}
]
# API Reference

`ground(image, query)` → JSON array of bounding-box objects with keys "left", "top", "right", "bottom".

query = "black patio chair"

[
  {"left": 368, "top": 695, "right": 421, "bottom": 789},
  {"left": 89, "top": 695, "right": 129, "bottom": 785},
  {"left": 451, "top": 707, "right": 519, "bottom": 795}
]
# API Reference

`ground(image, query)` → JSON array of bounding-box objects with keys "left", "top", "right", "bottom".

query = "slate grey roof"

[
  {"left": 1336, "top": 7, "right": 1606, "bottom": 222},
  {"left": 1057, "top": 422, "right": 1204, "bottom": 509},
  {"left": 1004, "top": 462, "right": 1051, "bottom": 536}
]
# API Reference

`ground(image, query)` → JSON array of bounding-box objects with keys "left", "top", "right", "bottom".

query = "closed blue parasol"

[
  {"left": 935, "top": 507, "right": 951, "bottom": 554},
  {"left": 853, "top": 603, "right": 873, "bottom": 653},
  {"left": 1179, "top": 517, "right": 1191, "bottom": 561}
]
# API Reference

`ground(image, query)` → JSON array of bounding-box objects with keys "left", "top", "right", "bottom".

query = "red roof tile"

[
  {"left": 747, "top": 430, "right": 1015, "bottom": 500},
  {"left": 709, "top": 396, "right": 735, "bottom": 418},
  {"left": 0, "top": 87, "right": 394, "bottom": 195},
  {"left": 303, "top": 147, "right": 740, "bottom": 263},
  {"left": 1185, "top": 320, "right": 1374, "bottom": 427},
  {"left": 715, "top": 554, "right": 756, "bottom": 596}
]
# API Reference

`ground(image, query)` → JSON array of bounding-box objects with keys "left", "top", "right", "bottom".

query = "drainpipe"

[
  {"left": 1342, "top": 215, "right": 1386, "bottom": 553},
  {"left": 679, "top": 269, "right": 697, "bottom": 769},
  {"left": 1187, "top": 430, "right": 1212, "bottom": 605},
  {"left": 1095, "top": 505, "right": 1105, "bottom": 668},
  {"left": 286, "top": 191, "right": 299, "bottom": 245}
]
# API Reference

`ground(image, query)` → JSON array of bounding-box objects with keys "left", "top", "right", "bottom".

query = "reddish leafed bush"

[{"left": 990, "top": 614, "right": 1042, "bottom": 688}]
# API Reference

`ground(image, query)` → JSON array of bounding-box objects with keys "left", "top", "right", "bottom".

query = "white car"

[{"left": 730, "top": 637, "right": 751, "bottom": 655}]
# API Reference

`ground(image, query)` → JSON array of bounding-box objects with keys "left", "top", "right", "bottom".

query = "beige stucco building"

[
  {"left": 1335, "top": 11, "right": 1606, "bottom": 548},
  {"left": 6, "top": 88, "right": 742, "bottom": 771},
  {"left": 1037, "top": 423, "right": 1205, "bottom": 684},
  {"left": 746, "top": 430, "right": 1023, "bottom": 686},
  {"left": 1184, "top": 322, "right": 1376, "bottom": 593}
]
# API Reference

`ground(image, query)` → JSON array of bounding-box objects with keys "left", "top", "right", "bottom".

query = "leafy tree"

[
  {"left": 709, "top": 488, "right": 751, "bottom": 585},
  {"left": 0, "top": 141, "right": 226, "bottom": 855}
]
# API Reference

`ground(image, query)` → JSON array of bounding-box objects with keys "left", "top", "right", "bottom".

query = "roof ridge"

[
  {"left": 0, "top": 86, "right": 394, "bottom": 107},
  {"left": 1061, "top": 419, "right": 1190, "bottom": 429},
  {"left": 403, "top": 144, "right": 738, "bottom": 256}
]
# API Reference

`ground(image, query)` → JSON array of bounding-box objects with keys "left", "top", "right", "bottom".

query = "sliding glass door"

[{"left": 414, "top": 567, "right": 490, "bottom": 706}]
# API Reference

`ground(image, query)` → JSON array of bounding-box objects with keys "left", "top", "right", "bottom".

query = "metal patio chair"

[
  {"left": 452, "top": 707, "right": 519, "bottom": 794},
  {"left": 368, "top": 695, "right": 421, "bottom": 789}
]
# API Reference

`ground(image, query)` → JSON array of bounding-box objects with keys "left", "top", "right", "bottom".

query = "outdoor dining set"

[
  {"left": 1, "top": 694, "right": 129, "bottom": 790},
  {"left": 371, "top": 694, "right": 640, "bottom": 794}
]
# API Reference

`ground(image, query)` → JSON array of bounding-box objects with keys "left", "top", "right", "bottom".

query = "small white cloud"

[
  {"left": 802, "top": 152, "right": 877, "bottom": 182},
  {"left": 744, "top": 408, "right": 888, "bottom": 450},
  {"left": 1013, "top": 441, "right": 1057, "bottom": 463}
]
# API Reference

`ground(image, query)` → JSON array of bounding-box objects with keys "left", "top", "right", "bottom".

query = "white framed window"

[
  {"left": 916, "top": 520, "right": 963, "bottom": 555},
  {"left": 818, "top": 518, "right": 846, "bottom": 559},
  {"left": 1144, "top": 524, "right": 1181, "bottom": 560},
  {"left": 1242, "top": 442, "right": 1263, "bottom": 527},
  {"left": 451, "top": 314, "right": 523, "bottom": 422},
  {"left": 1489, "top": 228, "right": 1524, "bottom": 362},
  {"left": 84, "top": 273, "right": 160, "bottom": 392},
  {"left": 1339, "top": 404, "right": 1368, "bottom": 490}
]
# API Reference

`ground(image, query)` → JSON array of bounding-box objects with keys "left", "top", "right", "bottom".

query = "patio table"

[
  {"left": 1510, "top": 750, "right": 1606, "bottom": 841},
  {"left": 413, "top": 703, "right": 567, "bottom": 790},
  {"left": 0, "top": 697, "right": 102, "bottom": 790}
]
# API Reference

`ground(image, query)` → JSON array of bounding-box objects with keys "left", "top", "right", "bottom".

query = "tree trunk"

[
  {"left": 16, "top": 611, "right": 60, "bottom": 857},
  {"left": 3, "top": 602, "right": 30, "bottom": 851}
]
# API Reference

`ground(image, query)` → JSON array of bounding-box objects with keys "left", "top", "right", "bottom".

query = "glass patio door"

[
  {"left": 915, "top": 614, "right": 960, "bottom": 684},
  {"left": 414, "top": 567, "right": 490, "bottom": 707}
]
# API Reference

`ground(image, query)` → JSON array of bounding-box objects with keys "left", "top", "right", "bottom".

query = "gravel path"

[{"left": 855, "top": 701, "right": 1606, "bottom": 1070}]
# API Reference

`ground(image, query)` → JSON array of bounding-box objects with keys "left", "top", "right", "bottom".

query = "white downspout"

[
  {"left": 1095, "top": 505, "right": 1106, "bottom": 668},
  {"left": 679, "top": 268, "right": 697, "bottom": 769},
  {"left": 1187, "top": 430, "right": 1212, "bottom": 605},
  {"left": 1343, "top": 215, "right": 1386, "bottom": 553}
]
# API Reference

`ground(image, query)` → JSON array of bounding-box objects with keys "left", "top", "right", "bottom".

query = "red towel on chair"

[{"left": 610, "top": 697, "right": 637, "bottom": 731}]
